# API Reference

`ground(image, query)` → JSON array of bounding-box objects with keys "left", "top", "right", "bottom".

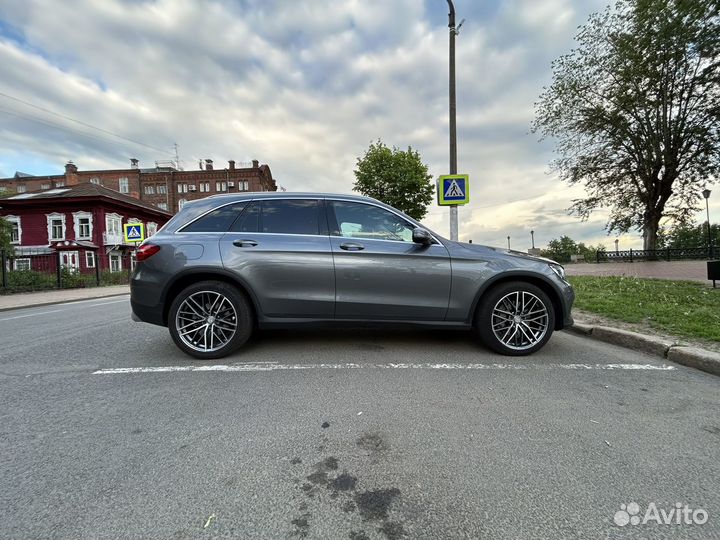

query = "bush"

[
  {"left": 6, "top": 269, "right": 55, "bottom": 291},
  {"left": 100, "top": 270, "right": 129, "bottom": 285}
]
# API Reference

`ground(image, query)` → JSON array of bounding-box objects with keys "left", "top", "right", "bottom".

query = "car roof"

[{"left": 205, "top": 192, "right": 381, "bottom": 203}]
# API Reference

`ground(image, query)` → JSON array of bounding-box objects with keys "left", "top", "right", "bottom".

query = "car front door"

[
  {"left": 220, "top": 198, "right": 335, "bottom": 319},
  {"left": 327, "top": 200, "right": 451, "bottom": 320}
]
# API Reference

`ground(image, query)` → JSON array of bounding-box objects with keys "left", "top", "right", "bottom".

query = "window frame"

[
  {"left": 13, "top": 258, "right": 31, "bottom": 271},
  {"left": 46, "top": 212, "right": 67, "bottom": 242},
  {"left": 72, "top": 211, "right": 93, "bottom": 241},
  {"left": 109, "top": 253, "right": 122, "bottom": 272},
  {"left": 179, "top": 202, "right": 249, "bottom": 234},
  {"left": 85, "top": 251, "right": 96, "bottom": 268},
  {"left": 118, "top": 177, "right": 129, "bottom": 194},
  {"left": 5, "top": 215, "right": 21, "bottom": 244}
]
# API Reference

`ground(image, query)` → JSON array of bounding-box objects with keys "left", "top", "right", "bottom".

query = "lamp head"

[{"left": 702, "top": 188, "right": 711, "bottom": 200}]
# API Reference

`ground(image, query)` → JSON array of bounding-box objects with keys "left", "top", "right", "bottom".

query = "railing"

[{"left": 596, "top": 246, "right": 716, "bottom": 263}]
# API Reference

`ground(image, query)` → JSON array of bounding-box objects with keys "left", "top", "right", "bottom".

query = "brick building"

[{"left": 0, "top": 158, "right": 276, "bottom": 213}]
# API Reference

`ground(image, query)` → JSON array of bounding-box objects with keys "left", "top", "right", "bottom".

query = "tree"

[
  {"left": 658, "top": 221, "right": 720, "bottom": 248},
  {"left": 540, "top": 235, "right": 606, "bottom": 262},
  {"left": 533, "top": 0, "right": 720, "bottom": 250},
  {"left": 0, "top": 217, "right": 14, "bottom": 255},
  {"left": 353, "top": 139, "right": 434, "bottom": 220}
]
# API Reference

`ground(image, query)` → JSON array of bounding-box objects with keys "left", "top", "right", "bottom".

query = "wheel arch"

[
  {"left": 161, "top": 268, "right": 260, "bottom": 326},
  {"left": 471, "top": 272, "right": 564, "bottom": 330}
]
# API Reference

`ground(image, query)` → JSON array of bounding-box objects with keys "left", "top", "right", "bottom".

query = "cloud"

[{"left": 3, "top": 0, "right": 700, "bottom": 250}]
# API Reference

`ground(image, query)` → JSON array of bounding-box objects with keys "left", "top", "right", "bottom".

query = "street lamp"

[
  {"left": 507, "top": 236, "right": 511, "bottom": 249},
  {"left": 615, "top": 238, "right": 619, "bottom": 254},
  {"left": 530, "top": 230, "right": 535, "bottom": 249},
  {"left": 703, "top": 188, "right": 711, "bottom": 253}
]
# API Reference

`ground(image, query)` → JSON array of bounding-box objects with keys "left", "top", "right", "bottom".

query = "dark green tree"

[
  {"left": 533, "top": 0, "right": 720, "bottom": 251},
  {"left": 658, "top": 222, "right": 720, "bottom": 248},
  {"left": 353, "top": 139, "right": 434, "bottom": 220},
  {"left": 540, "top": 235, "right": 606, "bottom": 262},
  {"left": 0, "top": 217, "right": 15, "bottom": 255}
]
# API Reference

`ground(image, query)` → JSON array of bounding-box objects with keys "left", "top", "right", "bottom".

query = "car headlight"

[{"left": 549, "top": 263, "right": 566, "bottom": 281}]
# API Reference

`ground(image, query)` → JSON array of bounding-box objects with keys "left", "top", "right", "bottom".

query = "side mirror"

[{"left": 412, "top": 227, "right": 433, "bottom": 245}]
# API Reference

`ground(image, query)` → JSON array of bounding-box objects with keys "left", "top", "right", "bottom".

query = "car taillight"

[{"left": 136, "top": 244, "right": 161, "bottom": 262}]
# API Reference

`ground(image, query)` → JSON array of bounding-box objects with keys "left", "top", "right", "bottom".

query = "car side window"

[
  {"left": 230, "top": 201, "right": 260, "bottom": 233},
  {"left": 260, "top": 199, "right": 320, "bottom": 235},
  {"left": 182, "top": 203, "right": 248, "bottom": 233},
  {"left": 330, "top": 201, "right": 414, "bottom": 242}
]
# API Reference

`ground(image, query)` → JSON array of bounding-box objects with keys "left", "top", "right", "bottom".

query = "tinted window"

[
  {"left": 331, "top": 201, "right": 414, "bottom": 242},
  {"left": 261, "top": 200, "right": 320, "bottom": 235},
  {"left": 230, "top": 201, "right": 260, "bottom": 232},
  {"left": 182, "top": 202, "right": 247, "bottom": 233}
]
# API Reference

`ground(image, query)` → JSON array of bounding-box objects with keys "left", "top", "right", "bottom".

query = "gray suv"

[{"left": 130, "top": 193, "right": 574, "bottom": 359}]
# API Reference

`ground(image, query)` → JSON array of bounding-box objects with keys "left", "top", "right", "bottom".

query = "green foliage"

[
  {"left": 658, "top": 222, "right": 720, "bottom": 249},
  {"left": 353, "top": 139, "right": 434, "bottom": 220},
  {"left": 540, "top": 235, "right": 606, "bottom": 263},
  {"left": 569, "top": 276, "right": 720, "bottom": 342},
  {"left": 100, "top": 270, "right": 129, "bottom": 285},
  {"left": 0, "top": 218, "right": 15, "bottom": 255},
  {"left": 5, "top": 269, "right": 55, "bottom": 291},
  {"left": 533, "top": 0, "right": 720, "bottom": 250}
]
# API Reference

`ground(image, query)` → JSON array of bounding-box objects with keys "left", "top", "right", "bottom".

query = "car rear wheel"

[
  {"left": 168, "top": 281, "right": 253, "bottom": 359},
  {"left": 475, "top": 281, "right": 555, "bottom": 356}
]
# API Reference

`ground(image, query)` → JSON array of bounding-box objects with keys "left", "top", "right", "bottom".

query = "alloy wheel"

[
  {"left": 491, "top": 291, "right": 549, "bottom": 351},
  {"left": 175, "top": 290, "right": 238, "bottom": 353}
]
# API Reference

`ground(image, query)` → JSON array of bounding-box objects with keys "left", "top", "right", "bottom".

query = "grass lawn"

[{"left": 568, "top": 276, "right": 720, "bottom": 342}]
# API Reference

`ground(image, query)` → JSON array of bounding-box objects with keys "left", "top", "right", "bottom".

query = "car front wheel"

[
  {"left": 475, "top": 281, "right": 555, "bottom": 356},
  {"left": 168, "top": 281, "right": 253, "bottom": 360}
]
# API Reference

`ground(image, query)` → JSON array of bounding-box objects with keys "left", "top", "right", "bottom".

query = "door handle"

[
  {"left": 340, "top": 242, "right": 364, "bottom": 251},
  {"left": 233, "top": 239, "right": 258, "bottom": 247}
]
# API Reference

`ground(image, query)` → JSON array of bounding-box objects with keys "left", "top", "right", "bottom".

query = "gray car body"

[{"left": 130, "top": 192, "right": 574, "bottom": 330}]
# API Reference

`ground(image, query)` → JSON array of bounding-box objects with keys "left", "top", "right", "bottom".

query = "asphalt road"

[{"left": 0, "top": 296, "right": 718, "bottom": 540}]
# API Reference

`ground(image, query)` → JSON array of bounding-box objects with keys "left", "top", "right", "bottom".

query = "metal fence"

[
  {"left": 1, "top": 248, "right": 131, "bottom": 294},
  {"left": 596, "top": 246, "right": 717, "bottom": 263}
]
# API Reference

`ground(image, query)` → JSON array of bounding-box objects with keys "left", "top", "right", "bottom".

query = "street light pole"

[
  {"left": 447, "top": 0, "right": 458, "bottom": 241},
  {"left": 530, "top": 230, "right": 535, "bottom": 249},
  {"left": 507, "top": 236, "right": 511, "bottom": 249},
  {"left": 703, "top": 188, "right": 712, "bottom": 254}
]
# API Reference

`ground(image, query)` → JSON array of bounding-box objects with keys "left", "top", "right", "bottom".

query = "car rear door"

[
  {"left": 327, "top": 199, "right": 451, "bottom": 320},
  {"left": 220, "top": 198, "right": 335, "bottom": 319}
]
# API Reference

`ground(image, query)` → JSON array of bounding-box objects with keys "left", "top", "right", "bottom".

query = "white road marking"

[
  {"left": 0, "top": 297, "right": 129, "bottom": 322},
  {"left": 94, "top": 362, "right": 676, "bottom": 375},
  {"left": 0, "top": 309, "right": 64, "bottom": 322}
]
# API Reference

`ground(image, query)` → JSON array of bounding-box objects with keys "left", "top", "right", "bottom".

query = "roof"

[
  {"left": 0, "top": 183, "right": 172, "bottom": 217},
  {"left": 14, "top": 171, "right": 35, "bottom": 178}
]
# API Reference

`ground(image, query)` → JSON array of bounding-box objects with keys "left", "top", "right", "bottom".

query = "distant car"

[{"left": 130, "top": 193, "right": 574, "bottom": 359}]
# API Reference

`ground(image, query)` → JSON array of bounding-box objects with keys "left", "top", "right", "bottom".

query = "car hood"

[{"left": 446, "top": 241, "right": 560, "bottom": 266}]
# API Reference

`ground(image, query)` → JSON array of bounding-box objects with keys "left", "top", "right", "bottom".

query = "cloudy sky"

[{"left": 0, "top": 0, "right": 716, "bottom": 249}]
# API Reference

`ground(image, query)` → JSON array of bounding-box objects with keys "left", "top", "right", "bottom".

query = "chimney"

[
  {"left": 228, "top": 160, "right": 235, "bottom": 170},
  {"left": 199, "top": 160, "right": 203, "bottom": 170},
  {"left": 65, "top": 161, "right": 79, "bottom": 185},
  {"left": 130, "top": 191, "right": 140, "bottom": 200},
  {"left": 130, "top": 158, "right": 139, "bottom": 169},
  {"left": 205, "top": 159, "right": 213, "bottom": 171},
  {"left": 252, "top": 159, "right": 259, "bottom": 168}
]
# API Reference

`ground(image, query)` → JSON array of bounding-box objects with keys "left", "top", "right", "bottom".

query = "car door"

[
  {"left": 220, "top": 198, "right": 335, "bottom": 319},
  {"left": 327, "top": 199, "right": 451, "bottom": 320}
]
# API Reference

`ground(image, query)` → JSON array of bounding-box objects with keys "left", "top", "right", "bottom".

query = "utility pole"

[
  {"left": 703, "top": 188, "right": 712, "bottom": 254},
  {"left": 447, "top": 0, "right": 458, "bottom": 241}
]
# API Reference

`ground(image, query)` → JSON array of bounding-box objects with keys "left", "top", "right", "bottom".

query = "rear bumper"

[{"left": 130, "top": 298, "right": 165, "bottom": 326}]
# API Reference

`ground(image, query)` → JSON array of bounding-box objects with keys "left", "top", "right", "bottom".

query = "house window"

[
  {"left": 73, "top": 212, "right": 93, "bottom": 240},
  {"left": 144, "top": 185, "right": 156, "bottom": 195},
  {"left": 157, "top": 184, "right": 167, "bottom": 194},
  {"left": 5, "top": 216, "right": 21, "bottom": 244},
  {"left": 177, "top": 183, "right": 188, "bottom": 193},
  {"left": 147, "top": 222, "right": 158, "bottom": 237},
  {"left": 216, "top": 182, "right": 227, "bottom": 192},
  {"left": 109, "top": 253, "right": 122, "bottom": 272},
  {"left": 55, "top": 181, "right": 65, "bottom": 188},
  {"left": 85, "top": 251, "right": 96, "bottom": 268},
  {"left": 157, "top": 202, "right": 168, "bottom": 211},
  {"left": 178, "top": 198, "right": 187, "bottom": 211},
  {"left": 199, "top": 182, "right": 210, "bottom": 192},
  {"left": 13, "top": 258, "right": 31, "bottom": 271},
  {"left": 241, "top": 181, "right": 249, "bottom": 191},
  {"left": 90, "top": 177, "right": 101, "bottom": 185},
  {"left": 119, "top": 177, "right": 129, "bottom": 193},
  {"left": 46, "top": 213, "right": 66, "bottom": 242},
  {"left": 40, "top": 183, "right": 50, "bottom": 190},
  {"left": 105, "top": 213, "right": 123, "bottom": 244},
  {"left": 17, "top": 184, "right": 27, "bottom": 193}
]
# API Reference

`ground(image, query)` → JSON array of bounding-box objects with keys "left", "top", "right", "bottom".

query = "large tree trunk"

[{"left": 642, "top": 212, "right": 660, "bottom": 251}]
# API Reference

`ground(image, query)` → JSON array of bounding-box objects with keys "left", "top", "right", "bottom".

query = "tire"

[
  {"left": 168, "top": 280, "right": 253, "bottom": 360},
  {"left": 475, "top": 281, "right": 555, "bottom": 356}
]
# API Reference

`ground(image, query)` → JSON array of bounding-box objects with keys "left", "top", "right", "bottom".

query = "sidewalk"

[
  {"left": 0, "top": 285, "right": 130, "bottom": 312},
  {"left": 565, "top": 260, "right": 710, "bottom": 282}
]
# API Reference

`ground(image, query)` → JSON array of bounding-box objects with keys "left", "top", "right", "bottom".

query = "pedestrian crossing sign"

[
  {"left": 123, "top": 223, "right": 145, "bottom": 243},
  {"left": 438, "top": 174, "right": 470, "bottom": 205}
]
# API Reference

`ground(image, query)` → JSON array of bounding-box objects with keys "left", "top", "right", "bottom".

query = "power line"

[{"left": 0, "top": 91, "right": 174, "bottom": 156}]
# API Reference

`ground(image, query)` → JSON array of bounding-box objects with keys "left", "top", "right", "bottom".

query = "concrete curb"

[{"left": 567, "top": 322, "right": 720, "bottom": 377}]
